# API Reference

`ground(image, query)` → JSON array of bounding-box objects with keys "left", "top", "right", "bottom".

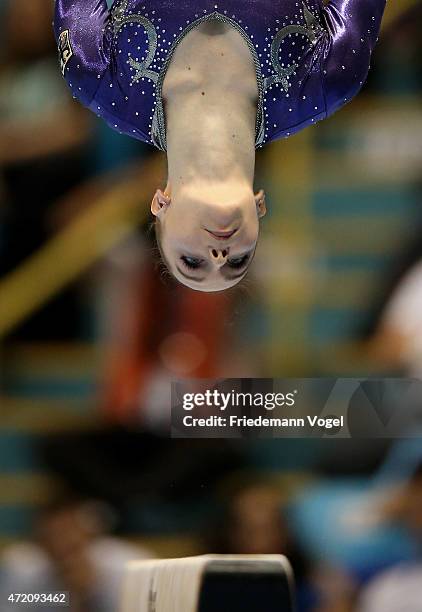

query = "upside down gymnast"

[{"left": 54, "top": 0, "right": 386, "bottom": 292}]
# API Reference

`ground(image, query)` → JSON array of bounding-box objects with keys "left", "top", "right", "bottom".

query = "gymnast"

[{"left": 54, "top": 0, "right": 386, "bottom": 292}]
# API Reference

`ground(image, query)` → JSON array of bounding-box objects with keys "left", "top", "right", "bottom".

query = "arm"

[
  {"left": 321, "top": 0, "right": 387, "bottom": 115},
  {"left": 53, "top": 0, "right": 112, "bottom": 105}
]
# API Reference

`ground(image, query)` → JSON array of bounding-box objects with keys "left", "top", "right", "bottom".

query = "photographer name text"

[
  {"left": 181, "top": 389, "right": 343, "bottom": 431},
  {"left": 182, "top": 414, "right": 343, "bottom": 430}
]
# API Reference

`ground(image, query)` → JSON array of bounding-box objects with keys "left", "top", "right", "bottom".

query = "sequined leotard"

[{"left": 54, "top": 0, "right": 386, "bottom": 150}]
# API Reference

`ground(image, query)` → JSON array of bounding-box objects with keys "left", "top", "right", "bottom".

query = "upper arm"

[
  {"left": 53, "top": 0, "right": 112, "bottom": 105},
  {"left": 320, "top": 0, "right": 387, "bottom": 115}
]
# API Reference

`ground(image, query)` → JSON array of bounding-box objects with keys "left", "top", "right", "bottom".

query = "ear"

[
  {"left": 255, "top": 189, "right": 267, "bottom": 218},
  {"left": 151, "top": 189, "right": 171, "bottom": 218}
]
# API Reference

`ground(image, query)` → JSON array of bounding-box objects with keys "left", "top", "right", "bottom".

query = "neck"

[{"left": 165, "top": 88, "right": 256, "bottom": 194}]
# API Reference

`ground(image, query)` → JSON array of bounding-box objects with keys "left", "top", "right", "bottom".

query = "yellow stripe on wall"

[
  {"left": 0, "top": 157, "right": 164, "bottom": 338},
  {"left": 0, "top": 398, "right": 97, "bottom": 433},
  {"left": 0, "top": 474, "right": 60, "bottom": 506}
]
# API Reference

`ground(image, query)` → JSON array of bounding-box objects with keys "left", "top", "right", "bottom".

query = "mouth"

[{"left": 205, "top": 228, "right": 238, "bottom": 240}]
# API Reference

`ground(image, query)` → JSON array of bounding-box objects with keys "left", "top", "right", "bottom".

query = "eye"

[
  {"left": 181, "top": 255, "right": 204, "bottom": 269},
  {"left": 227, "top": 254, "right": 249, "bottom": 269}
]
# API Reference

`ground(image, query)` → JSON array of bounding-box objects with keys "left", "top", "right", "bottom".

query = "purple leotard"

[{"left": 54, "top": 0, "right": 386, "bottom": 150}]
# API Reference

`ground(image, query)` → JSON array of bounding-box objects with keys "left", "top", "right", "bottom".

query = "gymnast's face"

[{"left": 151, "top": 184, "right": 266, "bottom": 292}]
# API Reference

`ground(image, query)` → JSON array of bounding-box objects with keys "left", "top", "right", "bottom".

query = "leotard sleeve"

[
  {"left": 53, "top": 0, "right": 112, "bottom": 105},
  {"left": 320, "top": 0, "right": 387, "bottom": 115}
]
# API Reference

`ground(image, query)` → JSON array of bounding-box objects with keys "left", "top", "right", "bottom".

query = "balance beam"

[{"left": 121, "top": 555, "right": 295, "bottom": 612}]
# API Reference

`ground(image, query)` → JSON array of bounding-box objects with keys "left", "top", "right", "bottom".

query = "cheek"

[
  {"left": 246, "top": 208, "right": 260, "bottom": 231},
  {"left": 160, "top": 226, "right": 202, "bottom": 262},
  {"left": 241, "top": 222, "right": 259, "bottom": 248},
  {"left": 164, "top": 207, "right": 195, "bottom": 236},
  {"left": 165, "top": 211, "right": 204, "bottom": 244}
]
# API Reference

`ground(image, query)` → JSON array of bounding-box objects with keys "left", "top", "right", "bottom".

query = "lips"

[{"left": 205, "top": 229, "right": 237, "bottom": 240}]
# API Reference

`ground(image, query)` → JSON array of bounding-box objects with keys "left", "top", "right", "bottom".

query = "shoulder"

[{"left": 320, "top": 0, "right": 385, "bottom": 116}]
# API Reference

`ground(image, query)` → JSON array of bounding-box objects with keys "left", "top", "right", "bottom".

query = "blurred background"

[{"left": 1, "top": 1, "right": 422, "bottom": 611}]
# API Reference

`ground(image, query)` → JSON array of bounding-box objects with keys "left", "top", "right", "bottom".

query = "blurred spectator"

[
  {"left": 362, "top": 2, "right": 422, "bottom": 376},
  {"left": 369, "top": 258, "right": 422, "bottom": 377},
  {"left": 357, "top": 462, "right": 422, "bottom": 612},
  {"left": 204, "top": 481, "right": 354, "bottom": 612},
  {"left": 0, "top": 495, "right": 151, "bottom": 612},
  {"left": 0, "top": 0, "right": 89, "bottom": 164},
  {"left": 208, "top": 482, "right": 295, "bottom": 556}
]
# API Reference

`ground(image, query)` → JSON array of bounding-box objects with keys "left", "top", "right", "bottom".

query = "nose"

[{"left": 209, "top": 247, "right": 229, "bottom": 267}]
